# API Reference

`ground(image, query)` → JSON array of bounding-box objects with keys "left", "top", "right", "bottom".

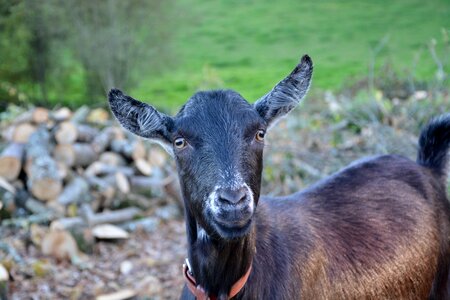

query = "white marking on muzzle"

[{"left": 207, "top": 174, "right": 255, "bottom": 214}]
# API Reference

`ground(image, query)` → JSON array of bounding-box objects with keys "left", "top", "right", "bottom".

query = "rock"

[
  {"left": 119, "top": 217, "right": 159, "bottom": 233},
  {"left": 0, "top": 264, "right": 8, "bottom": 281},
  {"left": 92, "top": 224, "right": 129, "bottom": 240},
  {"left": 120, "top": 260, "right": 133, "bottom": 275}
]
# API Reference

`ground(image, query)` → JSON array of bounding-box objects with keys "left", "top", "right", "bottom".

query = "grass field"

[{"left": 132, "top": 0, "right": 449, "bottom": 110}]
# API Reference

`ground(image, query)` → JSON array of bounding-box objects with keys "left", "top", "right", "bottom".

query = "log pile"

[{"left": 0, "top": 105, "right": 182, "bottom": 244}]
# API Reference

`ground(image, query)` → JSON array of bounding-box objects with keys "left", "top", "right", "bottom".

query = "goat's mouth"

[
  {"left": 212, "top": 217, "right": 253, "bottom": 239},
  {"left": 210, "top": 209, "right": 254, "bottom": 239}
]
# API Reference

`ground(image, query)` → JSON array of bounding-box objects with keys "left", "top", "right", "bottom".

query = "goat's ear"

[
  {"left": 108, "top": 89, "right": 174, "bottom": 153},
  {"left": 254, "top": 55, "right": 313, "bottom": 127}
]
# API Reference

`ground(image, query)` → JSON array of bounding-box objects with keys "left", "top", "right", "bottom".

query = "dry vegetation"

[{"left": 0, "top": 85, "right": 449, "bottom": 299}]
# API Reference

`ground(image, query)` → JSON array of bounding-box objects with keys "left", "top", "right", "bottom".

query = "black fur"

[{"left": 417, "top": 114, "right": 450, "bottom": 176}]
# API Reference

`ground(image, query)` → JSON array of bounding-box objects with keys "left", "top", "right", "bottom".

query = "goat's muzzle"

[{"left": 209, "top": 185, "right": 254, "bottom": 238}]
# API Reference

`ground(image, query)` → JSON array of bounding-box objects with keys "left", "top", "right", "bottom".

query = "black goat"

[{"left": 108, "top": 55, "right": 450, "bottom": 299}]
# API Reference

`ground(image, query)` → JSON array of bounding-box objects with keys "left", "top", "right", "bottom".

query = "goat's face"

[
  {"left": 109, "top": 55, "right": 313, "bottom": 240},
  {"left": 172, "top": 90, "right": 264, "bottom": 239}
]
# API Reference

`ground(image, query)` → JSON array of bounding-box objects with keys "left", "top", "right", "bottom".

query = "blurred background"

[
  {"left": 0, "top": 0, "right": 449, "bottom": 299},
  {"left": 0, "top": 0, "right": 448, "bottom": 110}
]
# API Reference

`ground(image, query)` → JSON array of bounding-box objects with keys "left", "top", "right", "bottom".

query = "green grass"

[{"left": 132, "top": 0, "right": 449, "bottom": 111}]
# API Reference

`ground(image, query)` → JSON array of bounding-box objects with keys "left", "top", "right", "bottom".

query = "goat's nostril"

[{"left": 217, "top": 187, "right": 247, "bottom": 205}]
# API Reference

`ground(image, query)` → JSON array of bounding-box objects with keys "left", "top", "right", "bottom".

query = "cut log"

[
  {"left": 99, "top": 152, "right": 126, "bottom": 166},
  {"left": 53, "top": 144, "right": 75, "bottom": 167},
  {"left": 130, "top": 175, "right": 174, "bottom": 194},
  {"left": 27, "top": 158, "right": 62, "bottom": 201},
  {"left": 56, "top": 161, "right": 69, "bottom": 180},
  {"left": 54, "top": 143, "right": 97, "bottom": 167},
  {"left": 135, "top": 158, "right": 152, "bottom": 176},
  {"left": 85, "top": 175, "right": 116, "bottom": 200},
  {"left": 26, "top": 129, "right": 62, "bottom": 201},
  {"left": 115, "top": 172, "right": 130, "bottom": 194},
  {"left": 80, "top": 204, "right": 141, "bottom": 226},
  {"left": 57, "top": 177, "right": 89, "bottom": 206},
  {"left": 0, "top": 177, "right": 16, "bottom": 194},
  {"left": 2, "top": 212, "right": 55, "bottom": 227},
  {"left": 1, "top": 125, "right": 15, "bottom": 142},
  {"left": 51, "top": 217, "right": 84, "bottom": 230},
  {"left": 24, "top": 196, "right": 48, "bottom": 214},
  {"left": 148, "top": 147, "right": 168, "bottom": 167},
  {"left": 25, "top": 126, "right": 50, "bottom": 165},
  {"left": 111, "top": 127, "right": 126, "bottom": 140},
  {"left": 54, "top": 121, "right": 77, "bottom": 144},
  {"left": 119, "top": 217, "right": 159, "bottom": 233},
  {"left": 32, "top": 107, "right": 49, "bottom": 124},
  {"left": 51, "top": 107, "right": 72, "bottom": 122},
  {"left": 87, "top": 108, "right": 109, "bottom": 124},
  {"left": 76, "top": 124, "right": 99, "bottom": 143},
  {"left": 123, "top": 193, "right": 154, "bottom": 209},
  {"left": 73, "top": 143, "right": 98, "bottom": 167},
  {"left": 0, "top": 143, "right": 24, "bottom": 181},
  {"left": 12, "top": 110, "right": 33, "bottom": 124},
  {"left": 0, "top": 184, "right": 15, "bottom": 218},
  {"left": 71, "top": 105, "right": 90, "bottom": 123},
  {"left": 110, "top": 139, "right": 146, "bottom": 161},
  {"left": 92, "top": 127, "right": 114, "bottom": 153},
  {"left": 12, "top": 123, "right": 36, "bottom": 143},
  {"left": 85, "top": 162, "right": 134, "bottom": 177}
]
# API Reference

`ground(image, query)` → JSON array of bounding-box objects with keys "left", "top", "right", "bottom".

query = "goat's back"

[{"left": 252, "top": 155, "right": 449, "bottom": 299}]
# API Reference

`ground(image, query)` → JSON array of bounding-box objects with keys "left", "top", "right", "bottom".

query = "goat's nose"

[{"left": 217, "top": 187, "right": 247, "bottom": 205}]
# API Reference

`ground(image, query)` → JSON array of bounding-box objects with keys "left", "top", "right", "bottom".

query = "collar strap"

[{"left": 183, "top": 258, "right": 252, "bottom": 300}]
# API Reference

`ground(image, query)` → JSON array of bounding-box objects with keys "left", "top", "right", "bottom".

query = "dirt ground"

[{"left": 3, "top": 217, "right": 187, "bottom": 300}]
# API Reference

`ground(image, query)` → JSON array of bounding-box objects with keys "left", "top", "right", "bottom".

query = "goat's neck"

[{"left": 184, "top": 209, "right": 255, "bottom": 297}]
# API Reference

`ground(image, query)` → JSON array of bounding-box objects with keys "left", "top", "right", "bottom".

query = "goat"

[{"left": 108, "top": 55, "right": 450, "bottom": 299}]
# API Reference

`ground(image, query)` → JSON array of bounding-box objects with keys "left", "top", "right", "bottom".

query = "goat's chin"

[{"left": 211, "top": 217, "right": 253, "bottom": 240}]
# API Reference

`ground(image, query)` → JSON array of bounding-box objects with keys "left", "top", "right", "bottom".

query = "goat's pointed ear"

[
  {"left": 108, "top": 89, "right": 174, "bottom": 152},
  {"left": 254, "top": 55, "right": 313, "bottom": 127}
]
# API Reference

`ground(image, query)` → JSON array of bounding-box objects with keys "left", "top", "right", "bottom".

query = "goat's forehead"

[{"left": 175, "top": 90, "right": 261, "bottom": 127}]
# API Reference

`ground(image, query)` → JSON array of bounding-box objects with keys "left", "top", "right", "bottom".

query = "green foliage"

[
  {"left": 0, "top": 0, "right": 175, "bottom": 109},
  {"left": 0, "top": 0, "right": 448, "bottom": 110}
]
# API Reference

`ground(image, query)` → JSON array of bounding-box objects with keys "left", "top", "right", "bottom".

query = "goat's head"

[{"left": 109, "top": 55, "right": 313, "bottom": 240}]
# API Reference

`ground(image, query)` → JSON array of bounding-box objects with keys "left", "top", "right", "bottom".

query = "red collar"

[{"left": 183, "top": 258, "right": 252, "bottom": 300}]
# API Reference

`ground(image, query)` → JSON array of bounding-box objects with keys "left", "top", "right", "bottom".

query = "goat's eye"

[
  {"left": 174, "top": 137, "right": 187, "bottom": 149},
  {"left": 255, "top": 130, "right": 265, "bottom": 142}
]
